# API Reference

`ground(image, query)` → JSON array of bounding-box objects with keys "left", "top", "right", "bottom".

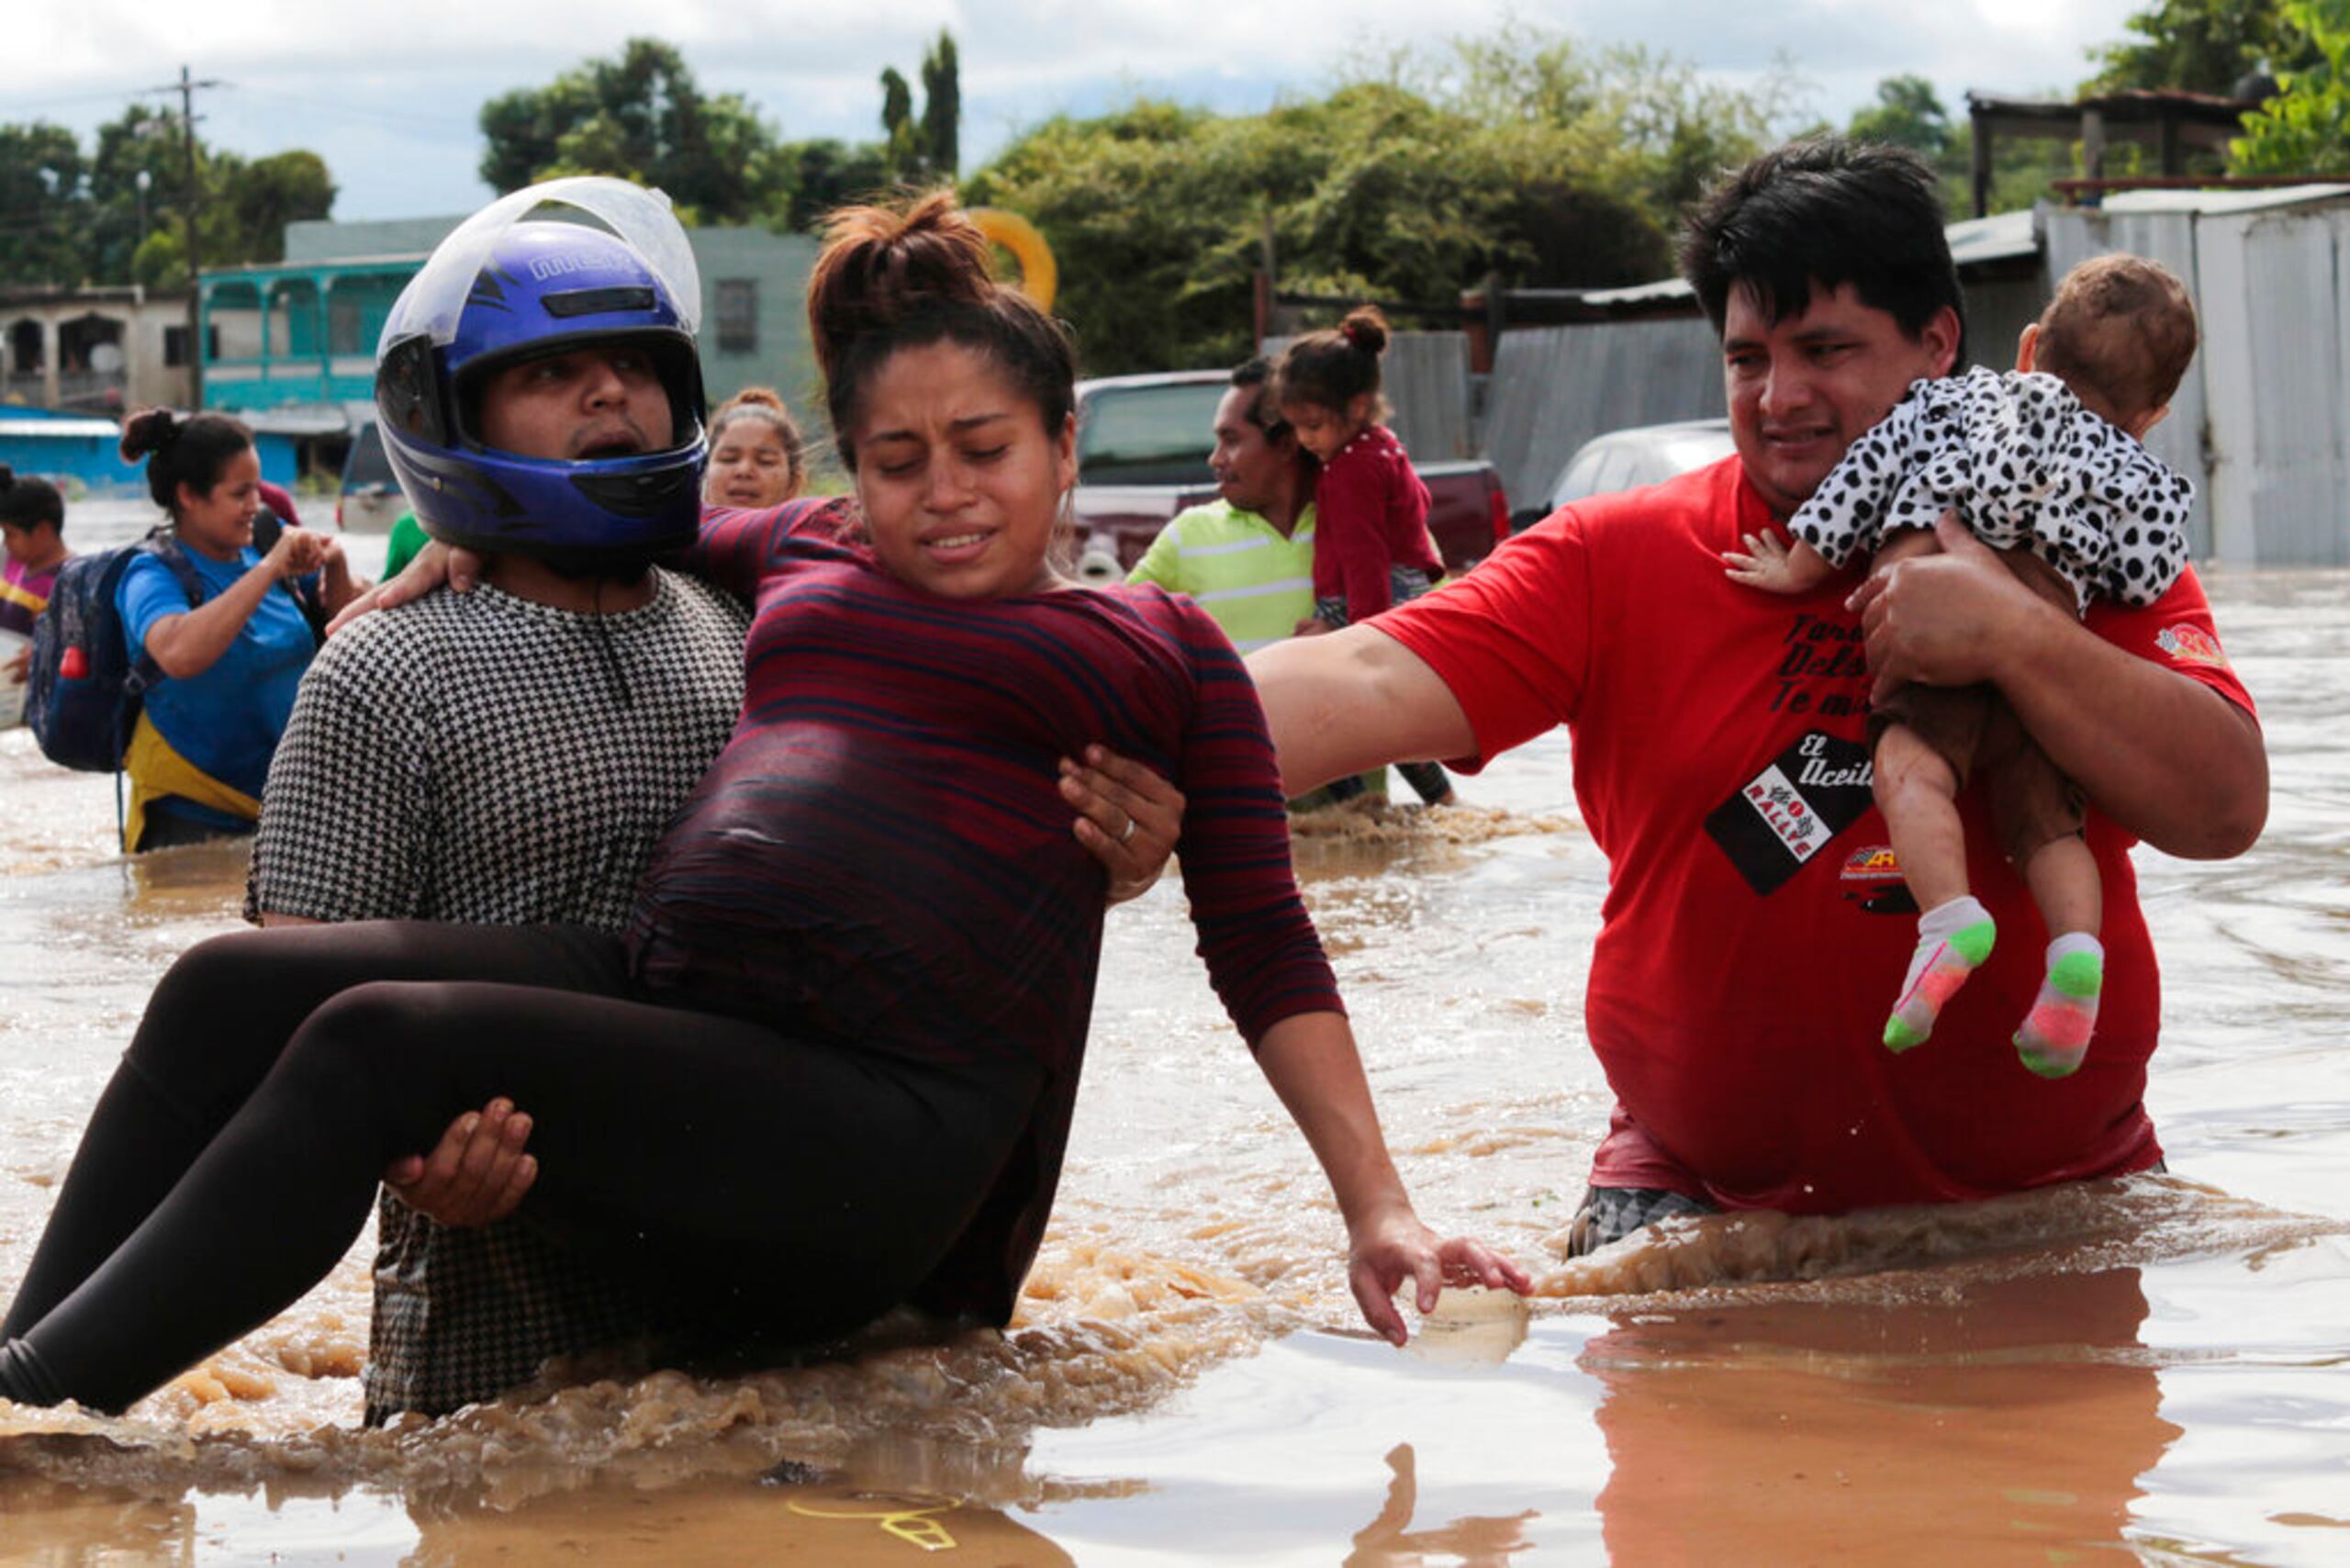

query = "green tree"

[
  {"left": 85, "top": 105, "right": 188, "bottom": 285},
  {"left": 0, "top": 106, "right": 335, "bottom": 289},
  {"left": 478, "top": 39, "right": 792, "bottom": 224},
  {"left": 878, "top": 65, "right": 922, "bottom": 177},
  {"left": 2087, "top": 0, "right": 2316, "bottom": 93},
  {"left": 2232, "top": 0, "right": 2350, "bottom": 168},
  {"left": 921, "top": 31, "right": 960, "bottom": 175},
  {"left": 781, "top": 139, "right": 894, "bottom": 232},
  {"left": 217, "top": 151, "right": 336, "bottom": 264},
  {"left": 961, "top": 23, "right": 1776, "bottom": 375},
  {"left": 0, "top": 122, "right": 86, "bottom": 286},
  {"left": 1848, "top": 74, "right": 1953, "bottom": 155}
]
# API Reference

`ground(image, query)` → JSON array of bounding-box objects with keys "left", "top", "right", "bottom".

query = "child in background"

[
  {"left": 1275, "top": 306, "right": 1457, "bottom": 807},
  {"left": 1, "top": 468, "right": 70, "bottom": 695},
  {"left": 1724, "top": 253, "right": 2199, "bottom": 1077}
]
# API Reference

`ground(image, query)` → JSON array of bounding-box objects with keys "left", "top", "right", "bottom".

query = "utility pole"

[{"left": 170, "top": 65, "right": 221, "bottom": 408}]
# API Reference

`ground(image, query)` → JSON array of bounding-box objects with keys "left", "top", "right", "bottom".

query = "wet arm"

[
  {"left": 1256, "top": 1012, "right": 1530, "bottom": 1343},
  {"left": 1248, "top": 624, "right": 1476, "bottom": 797},
  {"left": 141, "top": 554, "right": 295, "bottom": 679}
]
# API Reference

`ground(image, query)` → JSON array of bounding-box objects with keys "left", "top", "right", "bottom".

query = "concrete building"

[{"left": 1, "top": 286, "right": 196, "bottom": 414}]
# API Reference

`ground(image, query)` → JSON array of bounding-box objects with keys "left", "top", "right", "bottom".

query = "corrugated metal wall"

[
  {"left": 2042, "top": 207, "right": 2216, "bottom": 560},
  {"left": 2044, "top": 192, "right": 2350, "bottom": 566},
  {"left": 1483, "top": 317, "right": 1725, "bottom": 513}
]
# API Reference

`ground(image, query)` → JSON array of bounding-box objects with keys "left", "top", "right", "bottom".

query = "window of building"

[
  {"left": 329, "top": 297, "right": 364, "bottom": 355},
  {"left": 715, "top": 279, "right": 757, "bottom": 355},
  {"left": 162, "top": 325, "right": 220, "bottom": 367}
]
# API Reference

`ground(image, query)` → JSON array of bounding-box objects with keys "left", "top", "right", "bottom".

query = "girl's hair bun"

[{"left": 1337, "top": 305, "right": 1390, "bottom": 357}]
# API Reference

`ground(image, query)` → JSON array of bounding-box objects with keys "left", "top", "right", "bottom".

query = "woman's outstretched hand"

[
  {"left": 1060, "top": 744, "right": 1184, "bottom": 903},
  {"left": 384, "top": 1098, "right": 537, "bottom": 1227},
  {"left": 1348, "top": 1205, "right": 1533, "bottom": 1347}
]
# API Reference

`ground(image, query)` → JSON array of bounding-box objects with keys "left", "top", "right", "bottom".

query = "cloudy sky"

[{"left": 17, "top": 0, "right": 2145, "bottom": 220}]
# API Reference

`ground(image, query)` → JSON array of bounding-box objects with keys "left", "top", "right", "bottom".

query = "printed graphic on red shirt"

[
  {"left": 1838, "top": 843, "right": 1918, "bottom": 914},
  {"left": 1703, "top": 730, "right": 1876, "bottom": 895},
  {"left": 2154, "top": 622, "right": 2231, "bottom": 670}
]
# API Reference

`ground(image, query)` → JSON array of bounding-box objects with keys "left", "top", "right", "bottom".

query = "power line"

[
  {"left": 0, "top": 87, "right": 179, "bottom": 115},
  {"left": 229, "top": 87, "right": 466, "bottom": 135},
  {"left": 131, "top": 67, "right": 221, "bottom": 407}
]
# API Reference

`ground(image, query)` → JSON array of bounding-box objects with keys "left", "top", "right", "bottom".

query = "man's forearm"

[
  {"left": 1248, "top": 625, "right": 1476, "bottom": 796},
  {"left": 1994, "top": 595, "right": 2266, "bottom": 859}
]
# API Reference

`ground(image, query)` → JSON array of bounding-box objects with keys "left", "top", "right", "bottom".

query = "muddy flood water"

[{"left": 3, "top": 508, "right": 2346, "bottom": 1565}]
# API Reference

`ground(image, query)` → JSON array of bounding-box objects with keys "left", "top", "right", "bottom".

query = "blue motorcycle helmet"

[{"left": 375, "top": 177, "right": 707, "bottom": 569}]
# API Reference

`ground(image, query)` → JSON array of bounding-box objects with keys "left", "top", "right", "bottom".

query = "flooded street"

[{"left": 3, "top": 508, "right": 2346, "bottom": 1564}]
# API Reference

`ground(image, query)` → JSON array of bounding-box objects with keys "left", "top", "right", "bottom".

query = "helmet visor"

[{"left": 379, "top": 176, "right": 701, "bottom": 355}]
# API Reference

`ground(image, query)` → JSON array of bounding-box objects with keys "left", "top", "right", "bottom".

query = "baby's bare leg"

[
  {"left": 1982, "top": 700, "right": 2105, "bottom": 1079},
  {"left": 1875, "top": 720, "right": 1996, "bottom": 1051},
  {"left": 1875, "top": 721, "right": 1966, "bottom": 911},
  {"left": 2020, "top": 834, "right": 2100, "bottom": 939}
]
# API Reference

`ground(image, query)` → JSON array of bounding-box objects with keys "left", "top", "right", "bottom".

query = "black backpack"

[{"left": 25, "top": 526, "right": 207, "bottom": 774}]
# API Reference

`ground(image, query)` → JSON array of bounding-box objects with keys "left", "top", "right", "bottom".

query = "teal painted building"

[{"left": 197, "top": 215, "right": 822, "bottom": 432}]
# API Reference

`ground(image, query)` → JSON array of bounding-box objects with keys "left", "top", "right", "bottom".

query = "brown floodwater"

[{"left": 3, "top": 511, "right": 2346, "bottom": 1564}]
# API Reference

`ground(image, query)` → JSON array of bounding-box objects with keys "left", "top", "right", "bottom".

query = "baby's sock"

[
  {"left": 1885, "top": 896, "right": 1996, "bottom": 1052},
  {"left": 2014, "top": 934, "right": 2104, "bottom": 1079}
]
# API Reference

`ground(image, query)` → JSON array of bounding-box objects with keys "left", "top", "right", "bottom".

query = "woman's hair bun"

[
  {"left": 808, "top": 192, "right": 997, "bottom": 386},
  {"left": 723, "top": 386, "right": 789, "bottom": 413},
  {"left": 118, "top": 407, "right": 182, "bottom": 463}
]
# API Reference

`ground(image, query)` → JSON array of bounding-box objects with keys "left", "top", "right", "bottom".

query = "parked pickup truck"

[{"left": 1069, "top": 370, "right": 1512, "bottom": 580}]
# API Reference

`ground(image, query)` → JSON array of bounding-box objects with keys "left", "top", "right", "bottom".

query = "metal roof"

[
  {"left": 2100, "top": 184, "right": 2350, "bottom": 215},
  {"left": 0, "top": 418, "right": 119, "bottom": 439}
]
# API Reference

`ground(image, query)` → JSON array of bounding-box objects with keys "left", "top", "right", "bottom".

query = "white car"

[{"left": 1546, "top": 417, "right": 1737, "bottom": 513}]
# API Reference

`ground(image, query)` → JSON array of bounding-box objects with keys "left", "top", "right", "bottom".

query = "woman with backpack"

[{"left": 115, "top": 409, "right": 357, "bottom": 850}]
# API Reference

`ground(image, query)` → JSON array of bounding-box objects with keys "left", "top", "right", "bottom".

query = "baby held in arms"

[{"left": 1725, "top": 253, "right": 2199, "bottom": 1077}]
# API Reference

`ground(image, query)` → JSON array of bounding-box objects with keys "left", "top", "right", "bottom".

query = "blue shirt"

[{"left": 118, "top": 546, "right": 315, "bottom": 810}]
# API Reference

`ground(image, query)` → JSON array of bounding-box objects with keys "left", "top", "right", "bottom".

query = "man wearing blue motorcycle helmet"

[
  {"left": 374, "top": 179, "right": 709, "bottom": 586},
  {"left": 245, "top": 179, "right": 765, "bottom": 1420}
]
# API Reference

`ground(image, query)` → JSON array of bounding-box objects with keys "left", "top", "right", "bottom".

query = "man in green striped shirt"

[
  {"left": 1126, "top": 359, "right": 1315, "bottom": 653},
  {"left": 1129, "top": 360, "right": 1386, "bottom": 806}
]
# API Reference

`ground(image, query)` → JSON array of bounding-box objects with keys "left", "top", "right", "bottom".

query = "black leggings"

[{"left": 0, "top": 923, "right": 1039, "bottom": 1413}]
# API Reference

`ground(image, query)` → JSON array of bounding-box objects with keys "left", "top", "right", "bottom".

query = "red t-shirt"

[
  {"left": 1312, "top": 425, "right": 1442, "bottom": 618},
  {"left": 1376, "top": 456, "right": 2255, "bottom": 1213}
]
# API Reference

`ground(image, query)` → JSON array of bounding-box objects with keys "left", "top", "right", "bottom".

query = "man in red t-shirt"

[{"left": 1249, "top": 139, "right": 2267, "bottom": 1251}]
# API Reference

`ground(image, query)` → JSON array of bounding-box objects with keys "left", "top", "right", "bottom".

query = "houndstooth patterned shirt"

[
  {"left": 247, "top": 569, "right": 748, "bottom": 1421},
  {"left": 1788, "top": 366, "right": 2196, "bottom": 612}
]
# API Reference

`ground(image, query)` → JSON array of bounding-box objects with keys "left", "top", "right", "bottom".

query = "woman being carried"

[{"left": 0, "top": 190, "right": 1522, "bottom": 1415}]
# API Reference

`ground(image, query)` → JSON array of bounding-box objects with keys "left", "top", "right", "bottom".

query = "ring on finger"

[{"left": 1117, "top": 812, "right": 1137, "bottom": 845}]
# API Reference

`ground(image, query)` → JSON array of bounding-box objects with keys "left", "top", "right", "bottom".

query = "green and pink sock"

[
  {"left": 1884, "top": 896, "right": 1995, "bottom": 1052},
  {"left": 2014, "top": 934, "right": 2104, "bottom": 1079}
]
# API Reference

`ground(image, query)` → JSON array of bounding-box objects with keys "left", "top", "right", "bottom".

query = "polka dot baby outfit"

[{"left": 1788, "top": 365, "right": 2195, "bottom": 611}]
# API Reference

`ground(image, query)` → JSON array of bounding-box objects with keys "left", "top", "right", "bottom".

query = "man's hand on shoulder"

[{"left": 326, "top": 541, "right": 486, "bottom": 635}]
